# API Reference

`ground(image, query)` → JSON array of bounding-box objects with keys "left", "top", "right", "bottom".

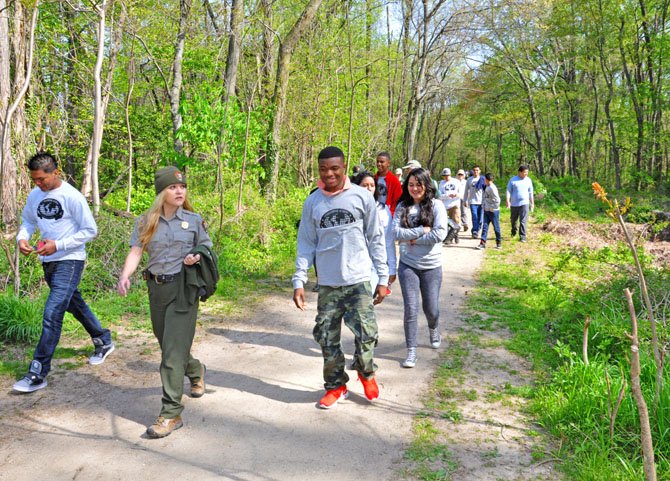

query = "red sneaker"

[
  {"left": 358, "top": 373, "right": 379, "bottom": 401},
  {"left": 319, "top": 385, "right": 348, "bottom": 409}
]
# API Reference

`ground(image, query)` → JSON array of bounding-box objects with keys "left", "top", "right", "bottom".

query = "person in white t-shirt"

[{"left": 438, "top": 168, "right": 462, "bottom": 244}]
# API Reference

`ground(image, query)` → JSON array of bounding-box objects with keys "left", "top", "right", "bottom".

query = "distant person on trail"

[
  {"left": 456, "top": 169, "right": 469, "bottom": 233},
  {"left": 506, "top": 165, "right": 535, "bottom": 243},
  {"left": 293, "top": 146, "right": 388, "bottom": 409},
  {"left": 438, "top": 168, "right": 462, "bottom": 244},
  {"left": 394, "top": 168, "right": 448, "bottom": 368},
  {"left": 401, "top": 159, "right": 422, "bottom": 181},
  {"left": 13, "top": 152, "right": 114, "bottom": 394},
  {"left": 394, "top": 168, "right": 403, "bottom": 183},
  {"left": 117, "top": 166, "right": 217, "bottom": 439},
  {"left": 464, "top": 166, "right": 484, "bottom": 239},
  {"left": 374, "top": 151, "right": 402, "bottom": 216},
  {"left": 477, "top": 173, "right": 502, "bottom": 250}
]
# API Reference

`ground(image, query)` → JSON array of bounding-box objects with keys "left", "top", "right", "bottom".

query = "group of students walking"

[
  {"left": 11, "top": 147, "right": 534, "bottom": 439},
  {"left": 293, "top": 148, "right": 535, "bottom": 410}
]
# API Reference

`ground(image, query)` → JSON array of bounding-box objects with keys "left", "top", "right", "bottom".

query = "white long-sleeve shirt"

[{"left": 17, "top": 182, "right": 97, "bottom": 261}]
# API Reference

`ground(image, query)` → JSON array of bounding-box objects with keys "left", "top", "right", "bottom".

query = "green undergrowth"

[
  {"left": 470, "top": 215, "right": 670, "bottom": 480},
  {"left": 0, "top": 177, "right": 305, "bottom": 379}
]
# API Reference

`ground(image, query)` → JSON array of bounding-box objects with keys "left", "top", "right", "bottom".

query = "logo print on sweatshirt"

[
  {"left": 37, "top": 198, "right": 64, "bottom": 220},
  {"left": 320, "top": 209, "right": 355, "bottom": 228}
]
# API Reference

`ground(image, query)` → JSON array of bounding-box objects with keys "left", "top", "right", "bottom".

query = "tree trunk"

[
  {"left": 511, "top": 58, "right": 544, "bottom": 176},
  {"left": 404, "top": 0, "right": 430, "bottom": 163},
  {"left": 170, "top": 0, "right": 193, "bottom": 155},
  {"left": 259, "top": 0, "right": 275, "bottom": 104},
  {"left": 0, "top": 0, "right": 16, "bottom": 228},
  {"left": 82, "top": 0, "right": 124, "bottom": 214},
  {"left": 10, "top": 0, "right": 31, "bottom": 190},
  {"left": 264, "top": 0, "right": 323, "bottom": 202},
  {"left": 619, "top": 18, "right": 645, "bottom": 187},
  {"left": 223, "top": 0, "right": 244, "bottom": 103}
]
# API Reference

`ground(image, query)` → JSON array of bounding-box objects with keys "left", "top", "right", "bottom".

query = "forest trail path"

[{"left": 0, "top": 236, "right": 558, "bottom": 480}]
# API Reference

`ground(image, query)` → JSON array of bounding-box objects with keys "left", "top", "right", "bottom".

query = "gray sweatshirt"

[
  {"left": 292, "top": 185, "right": 388, "bottom": 289},
  {"left": 464, "top": 176, "right": 484, "bottom": 205},
  {"left": 393, "top": 199, "right": 448, "bottom": 270},
  {"left": 482, "top": 183, "right": 500, "bottom": 212}
]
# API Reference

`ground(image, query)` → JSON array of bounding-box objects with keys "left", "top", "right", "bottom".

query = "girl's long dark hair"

[
  {"left": 398, "top": 168, "right": 435, "bottom": 228},
  {"left": 351, "top": 171, "right": 379, "bottom": 201}
]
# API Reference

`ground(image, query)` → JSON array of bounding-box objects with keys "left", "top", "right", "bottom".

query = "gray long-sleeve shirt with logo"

[
  {"left": 393, "top": 199, "right": 448, "bottom": 270},
  {"left": 292, "top": 185, "right": 389, "bottom": 289}
]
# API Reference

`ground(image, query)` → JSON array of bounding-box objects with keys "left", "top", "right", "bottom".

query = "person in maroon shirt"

[{"left": 374, "top": 152, "right": 402, "bottom": 216}]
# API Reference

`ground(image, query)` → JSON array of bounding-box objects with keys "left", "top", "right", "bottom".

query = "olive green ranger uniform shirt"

[{"left": 130, "top": 207, "right": 212, "bottom": 275}]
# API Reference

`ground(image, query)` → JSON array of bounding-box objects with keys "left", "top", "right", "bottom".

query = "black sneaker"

[
  {"left": 13, "top": 374, "right": 47, "bottom": 393},
  {"left": 90, "top": 339, "right": 115, "bottom": 365}
]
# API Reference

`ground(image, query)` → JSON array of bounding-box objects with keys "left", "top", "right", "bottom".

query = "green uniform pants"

[
  {"left": 147, "top": 276, "right": 203, "bottom": 418},
  {"left": 314, "top": 282, "right": 378, "bottom": 391}
]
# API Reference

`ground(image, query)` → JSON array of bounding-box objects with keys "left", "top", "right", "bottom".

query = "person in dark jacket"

[{"left": 117, "top": 166, "right": 213, "bottom": 439}]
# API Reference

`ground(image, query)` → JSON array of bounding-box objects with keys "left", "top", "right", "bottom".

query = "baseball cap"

[
  {"left": 457, "top": 169, "right": 465, "bottom": 176},
  {"left": 394, "top": 168, "right": 402, "bottom": 175},
  {"left": 440, "top": 168, "right": 451, "bottom": 176},
  {"left": 402, "top": 159, "right": 422, "bottom": 170}
]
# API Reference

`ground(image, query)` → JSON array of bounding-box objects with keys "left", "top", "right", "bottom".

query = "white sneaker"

[
  {"left": 429, "top": 329, "right": 442, "bottom": 349},
  {"left": 89, "top": 342, "right": 115, "bottom": 365},
  {"left": 13, "top": 374, "right": 47, "bottom": 393},
  {"left": 402, "top": 348, "right": 417, "bottom": 368}
]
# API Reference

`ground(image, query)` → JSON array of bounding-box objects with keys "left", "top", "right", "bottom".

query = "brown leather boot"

[
  {"left": 146, "top": 415, "right": 183, "bottom": 438},
  {"left": 190, "top": 364, "right": 206, "bottom": 398}
]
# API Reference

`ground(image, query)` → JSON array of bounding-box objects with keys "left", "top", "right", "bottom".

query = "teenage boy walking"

[
  {"left": 374, "top": 151, "right": 402, "bottom": 216},
  {"left": 293, "top": 146, "right": 389, "bottom": 409},
  {"left": 13, "top": 152, "right": 114, "bottom": 393},
  {"left": 506, "top": 165, "right": 535, "bottom": 242},
  {"left": 477, "top": 173, "right": 502, "bottom": 250}
]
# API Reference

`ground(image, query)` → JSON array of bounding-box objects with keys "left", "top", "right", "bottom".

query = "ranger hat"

[
  {"left": 402, "top": 159, "right": 422, "bottom": 170},
  {"left": 154, "top": 166, "right": 186, "bottom": 194}
]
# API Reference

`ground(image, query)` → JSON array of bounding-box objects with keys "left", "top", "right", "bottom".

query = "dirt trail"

[{"left": 0, "top": 236, "right": 559, "bottom": 481}]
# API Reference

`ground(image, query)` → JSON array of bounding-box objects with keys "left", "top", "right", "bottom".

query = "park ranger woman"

[{"left": 117, "top": 166, "right": 216, "bottom": 438}]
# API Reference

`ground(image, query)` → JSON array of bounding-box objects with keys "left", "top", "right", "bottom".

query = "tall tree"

[{"left": 263, "top": 0, "right": 323, "bottom": 201}]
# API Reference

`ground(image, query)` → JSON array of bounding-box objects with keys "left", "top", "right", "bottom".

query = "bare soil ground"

[
  {"left": 542, "top": 219, "right": 670, "bottom": 268},
  {"left": 0, "top": 236, "right": 561, "bottom": 481}
]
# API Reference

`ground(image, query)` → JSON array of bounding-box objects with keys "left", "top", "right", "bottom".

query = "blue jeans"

[
  {"left": 481, "top": 210, "right": 501, "bottom": 243},
  {"left": 470, "top": 204, "right": 483, "bottom": 233},
  {"left": 33, "top": 260, "right": 111, "bottom": 377},
  {"left": 398, "top": 262, "right": 442, "bottom": 348}
]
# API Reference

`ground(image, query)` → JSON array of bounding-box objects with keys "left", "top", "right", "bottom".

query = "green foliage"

[
  {"left": 541, "top": 177, "right": 607, "bottom": 220},
  {"left": 0, "top": 294, "right": 43, "bottom": 343},
  {"left": 473, "top": 206, "right": 670, "bottom": 479},
  {"left": 403, "top": 419, "right": 458, "bottom": 481}
]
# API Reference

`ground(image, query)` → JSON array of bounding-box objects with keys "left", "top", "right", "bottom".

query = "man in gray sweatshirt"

[{"left": 293, "top": 146, "right": 389, "bottom": 409}]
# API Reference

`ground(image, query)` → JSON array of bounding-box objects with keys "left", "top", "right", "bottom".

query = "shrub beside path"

[{"left": 0, "top": 236, "right": 560, "bottom": 481}]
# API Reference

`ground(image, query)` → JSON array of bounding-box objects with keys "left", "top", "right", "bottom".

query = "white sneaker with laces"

[
  {"left": 429, "top": 328, "right": 442, "bottom": 349},
  {"left": 402, "top": 348, "right": 417, "bottom": 368}
]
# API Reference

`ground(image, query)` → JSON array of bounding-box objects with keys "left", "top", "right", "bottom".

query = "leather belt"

[{"left": 143, "top": 271, "right": 177, "bottom": 284}]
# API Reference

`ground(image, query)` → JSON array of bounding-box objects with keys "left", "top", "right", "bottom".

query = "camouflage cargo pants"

[{"left": 314, "top": 282, "right": 378, "bottom": 390}]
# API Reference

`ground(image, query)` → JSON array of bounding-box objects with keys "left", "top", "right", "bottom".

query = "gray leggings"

[{"left": 398, "top": 261, "right": 442, "bottom": 348}]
